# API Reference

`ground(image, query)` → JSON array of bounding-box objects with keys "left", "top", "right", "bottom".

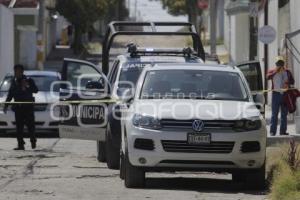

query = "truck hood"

[{"left": 131, "top": 99, "right": 261, "bottom": 120}]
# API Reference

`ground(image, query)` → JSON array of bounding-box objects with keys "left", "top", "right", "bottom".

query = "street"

[{"left": 0, "top": 138, "right": 267, "bottom": 200}]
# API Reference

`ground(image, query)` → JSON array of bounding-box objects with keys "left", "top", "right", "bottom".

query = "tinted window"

[
  {"left": 31, "top": 76, "right": 60, "bottom": 91},
  {"left": 118, "top": 63, "right": 149, "bottom": 88},
  {"left": 237, "top": 63, "right": 262, "bottom": 91},
  {"left": 140, "top": 70, "right": 248, "bottom": 101},
  {"left": 66, "top": 62, "right": 102, "bottom": 90}
]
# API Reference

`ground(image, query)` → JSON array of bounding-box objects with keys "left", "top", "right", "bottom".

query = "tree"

[
  {"left": 56, "top": 0, "right": 112, "bottom": 54},
  {"left": 160, "top": 0, "right": 201, "bottom": 27},
  {"left": 104, "top": 0, "right": 129, "bottom": 25},
  {"left": 161, "top": 0, "right": 189, "bottom": 16}
]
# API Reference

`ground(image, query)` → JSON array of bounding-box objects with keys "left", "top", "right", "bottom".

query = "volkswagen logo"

[{"left": 192, "top": 120, "right": 204, "bottom": 132}]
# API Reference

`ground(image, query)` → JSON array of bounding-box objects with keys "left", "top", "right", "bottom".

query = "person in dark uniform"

[{"left": 4, "top": 64, "right": 38, "bottom": 150}]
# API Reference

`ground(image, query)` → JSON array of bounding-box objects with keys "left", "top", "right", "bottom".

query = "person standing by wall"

[
  {"left": 267, "top": 56, "right": 294, "bottom": 136},
  {"left": 4, "top": 64, "right": 38, "bottom": 150}
]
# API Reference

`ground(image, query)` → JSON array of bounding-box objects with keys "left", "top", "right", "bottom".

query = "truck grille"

[
  {"left": 160, "top": 119, "right": 236, "bottom": 130},
  {"left": 161, "top": 140, "right": 235, "bottom": 153}
]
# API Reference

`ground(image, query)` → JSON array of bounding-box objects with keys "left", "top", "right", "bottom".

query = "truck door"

[
  {"left": 58, "top": 58, "right": 111, "bottom": 141},
  {"left": 236, "top": 61, "right": 265, "bottom": 114}
]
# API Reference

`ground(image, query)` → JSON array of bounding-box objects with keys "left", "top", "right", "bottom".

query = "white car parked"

[
  {"left": 0, "top": 71, "right": 61, "bottom": 133},
  {"left": 120, "top": 63, "right": 267, "bottom": 188}
]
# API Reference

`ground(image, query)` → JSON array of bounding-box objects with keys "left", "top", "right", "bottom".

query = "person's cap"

[{"left": 276, "top": 56, "right": 285, "bottom": 62}]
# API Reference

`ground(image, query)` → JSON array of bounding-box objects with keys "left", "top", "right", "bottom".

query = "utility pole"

[
  {"left": 37, "top": 0, "right": 45, "bottom": 70},
  {"left": 210, "top": 0, "right": 217, "bottom": 55},
  {"left": 264, "top": 0, "right": 269, "bottom": 90},
  {"left": 249, "top": 0, "right": 258, "bottom": 60},
  {"left": 264, "top": 0, "right": 269, "bottom": 102},
  {"left": 186, "top": 0, "right": 198, "bottom": 28}
]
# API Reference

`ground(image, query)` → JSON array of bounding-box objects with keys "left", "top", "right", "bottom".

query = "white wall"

[
  {"left": 223, "top": 0, "right": 250, "bottom": 63},
  {"left": 258, "top": 11, "right": 265, "bottom": 83},
  {"left": 228, "top": 13, "right": 250, "bottom": 63},
  {"left": 18, "top": 26, "right": 37, "bottom": 69},
  {"left": 0, "top": 5, "right": 14, "bottom": 81},
  {"left": 290, "top": 0, "right": 300, "bottom": 120},
  {"left": 290, "top": 0, "right": 300, "bottom": 90}
]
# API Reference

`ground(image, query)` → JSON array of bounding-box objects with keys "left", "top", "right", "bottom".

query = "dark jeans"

[
  {"left": 270, "top": 92, "right": 288, "bottom": 135},
  {"left": 14, "top": 105, "right": 36, "bottom": 145}
]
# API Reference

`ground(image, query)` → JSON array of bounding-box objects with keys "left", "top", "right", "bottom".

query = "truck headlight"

[
  {"left": 132, "top": 114, "right": 161, "bottom": 130},
  {"left": 234, "top": 119, "right": 262, "bottom": 132}
]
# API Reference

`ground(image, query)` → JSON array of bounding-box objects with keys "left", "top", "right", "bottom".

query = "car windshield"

[
  {"left": 140, "top": 70, "right": 248, "bottom": 101},
  {"left": 118, "top": 58, "right": 200, "bottom": 90},
  {"left": 0, "top": 75, "right": 60, "bottom": 92}
]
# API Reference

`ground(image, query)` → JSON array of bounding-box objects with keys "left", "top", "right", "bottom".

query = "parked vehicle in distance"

[
  {"left": 120, "top": 63, "right": 267, "bottom": 189},
  {"left": 0, "top": 71, "right": 61, "bottom": 133}
]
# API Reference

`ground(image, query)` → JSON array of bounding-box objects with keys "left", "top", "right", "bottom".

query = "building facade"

[
  {"left": 223, "top": 0, "right": 300, "bottom": 130},
  {"left": 0, "top": 4, "right": 14, "bottom": 81},
  {"left": 0, "top": 0, "right": 57, "bottom": 69}
]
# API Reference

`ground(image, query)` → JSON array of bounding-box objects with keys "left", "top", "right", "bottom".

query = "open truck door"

[
  {"left": 58, "top": 58, "right": 111, "bottom": 141},
  {"left": 236, "top": 61, "right": 265, "bottom": 115}
]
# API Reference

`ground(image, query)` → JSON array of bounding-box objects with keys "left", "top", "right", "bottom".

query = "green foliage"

[
  {"left": 270, "top": 167, "right": 300, "bottom": 200},
  {"left": 161, "top": 0, "right": 189, "bottom": 16},
  {"left": 56, "top": 0, "right": 114, "bottom": 53},
  {"left": 267, "top": 142, "right": 300, "bottom": 200},
  {"left": 56, "top": 0, "right": 111, "bottom": 31},
  {"left": 160, "top": 0, "right": 202, "bottom": 16}
]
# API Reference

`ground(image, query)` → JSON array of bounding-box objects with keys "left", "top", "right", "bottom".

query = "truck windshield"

[
  {"left": 140, "top": 70, "right": 248, "bottom": 101},
  {"left": 118, "top": 63, "right": 147, "bottom": 87}
]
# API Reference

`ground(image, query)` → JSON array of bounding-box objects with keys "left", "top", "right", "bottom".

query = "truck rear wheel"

[
  {"left": 119, "top": 151, "right": 125, "bottom": 180},
  {"left": 97, "top": 141, "right": 106, "bottom": 162},
  {"left": 105, "top": 124, "right": 120, "bottom": 169}
]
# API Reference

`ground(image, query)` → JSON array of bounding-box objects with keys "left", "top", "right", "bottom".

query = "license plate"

[{"left": 187, "top": 133, "right": 211, "bottom": 144}]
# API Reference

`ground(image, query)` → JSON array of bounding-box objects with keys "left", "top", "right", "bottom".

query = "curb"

[{"left": 267, "top": 135, "right": 300, "bottom": 146}]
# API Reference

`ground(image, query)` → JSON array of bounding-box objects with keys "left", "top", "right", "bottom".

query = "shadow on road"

[
  {"left": 0, "top": 131, "right": 59, "bottom": 138},
  {"left": 145, "top": 177, "right": 267, "bottom": 195}
]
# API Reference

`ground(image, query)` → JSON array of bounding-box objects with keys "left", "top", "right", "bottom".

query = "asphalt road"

[{"left": 0, "top": 138, "right": 267, "bottom": 200}]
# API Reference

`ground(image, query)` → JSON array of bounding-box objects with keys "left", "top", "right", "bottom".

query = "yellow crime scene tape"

[
  {"left": 0, "top": 88, "right": 299, "bottom": 105},
  {"left": 252, "top": 87, "right": 299, "bottom": 94},
  {"left": 0, "top": 99, "right": 119, "bottom": 105}
]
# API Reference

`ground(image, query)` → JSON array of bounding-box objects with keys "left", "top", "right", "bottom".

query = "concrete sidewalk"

[{"left": 265, "top": 105, "right": 300, "bottom": 146}]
